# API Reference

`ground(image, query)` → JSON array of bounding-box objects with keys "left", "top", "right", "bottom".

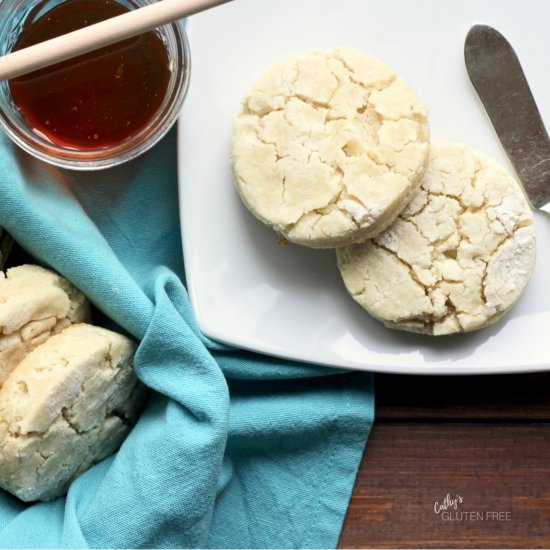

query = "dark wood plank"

[
  {"left": 375, "top": 373, "right": 550, "bottom": 420},
  {"left": 339, "top": 423, "right": 550, "bottom": 548}
]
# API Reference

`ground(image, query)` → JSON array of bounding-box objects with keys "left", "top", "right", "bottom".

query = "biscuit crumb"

[{"left": 277, "top": 234, "right": 289, "bottom": 246}]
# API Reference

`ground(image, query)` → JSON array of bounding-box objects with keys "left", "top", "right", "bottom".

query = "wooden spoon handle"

[{"left": 0, "top": 0, "right": 232, "bottom": 81}]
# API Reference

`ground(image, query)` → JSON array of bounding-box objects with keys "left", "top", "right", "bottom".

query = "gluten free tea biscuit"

[
  {"left": 232, "top": 47, "right": 430, "bottom": 248},
  {"left": 0, "top": 265, "right": 90, "bottom": 387},
  {"left": 337, "top": 141, "right": 536, "bottom": 335},
  {"left": 0, "top": 324, "right": 146, "bottom": 502}
]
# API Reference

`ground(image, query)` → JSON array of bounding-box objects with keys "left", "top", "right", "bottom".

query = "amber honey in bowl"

[
  {"left": 10, "top": 0, "right": 171, "bottom": 151},
  {"left": 0, "top": 0, "right": 190, "bottom": 169}
]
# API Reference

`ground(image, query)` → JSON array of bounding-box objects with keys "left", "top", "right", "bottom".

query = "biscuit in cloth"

[
  {"left": 0, "top": 264, "right": 90, "bottom": 387},
  {"left": 0, "top": 323, "right": 146, "bottom": 502},
  {"left": 337, "top": 140, "right": 536, "bottom": 335},
  {"left": 232, "top": 47, "right": 430, "bottom": 248}
]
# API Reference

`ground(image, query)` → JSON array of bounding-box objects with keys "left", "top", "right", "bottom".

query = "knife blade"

[{"left": 465, "top": 24, "right": 550, "bottom": 209}]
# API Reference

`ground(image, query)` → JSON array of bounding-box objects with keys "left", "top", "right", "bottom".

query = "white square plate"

[{"left": 178, "top": 0, "right": 550, "bottom": 375}]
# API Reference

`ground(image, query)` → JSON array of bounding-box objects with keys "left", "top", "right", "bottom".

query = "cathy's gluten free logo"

[{"left": 433, "top": 493, "right": 512, "bottom": 522}]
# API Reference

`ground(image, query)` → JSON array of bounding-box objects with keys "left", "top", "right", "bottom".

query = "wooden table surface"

[{"left": 338, "top": 373, "right": 550, "bottom": 549}]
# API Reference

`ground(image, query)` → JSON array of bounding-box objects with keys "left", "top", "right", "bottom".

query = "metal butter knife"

[{"left": 465, "top": 24, "right": 550, "bottom": 210}]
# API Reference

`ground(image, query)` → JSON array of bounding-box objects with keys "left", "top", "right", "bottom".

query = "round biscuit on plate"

[
  {"left": 232, "top": 47, "right": 430, "bottom": 248},
  {"left": 337, "top": 140, "right": 536, "bottom": 335},
  {"left": 0, "top": 265, "right": 90, "bottom": 387},
  {"left": 0, "top": 323, "right": 146, "bottom": 502}
]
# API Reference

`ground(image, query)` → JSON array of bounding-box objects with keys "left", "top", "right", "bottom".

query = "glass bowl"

[{"left": 0, "top": 0, "right": 190, "bottom": 170}]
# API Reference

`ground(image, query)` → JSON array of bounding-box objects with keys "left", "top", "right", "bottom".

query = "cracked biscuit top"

[
  {"left": 337, "top": 140, "right": 537, "bottom": 335},
  {"left": 232, "top": 47, "right": 430, "bottom": 248},
  {"left": 0, "top": 265, "right": 91, "bottom": 388},
  {"left": 0, "top": 323, "right": 146, "bottom": 502}
]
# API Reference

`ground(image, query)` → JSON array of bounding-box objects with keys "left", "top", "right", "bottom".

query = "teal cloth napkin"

[{"left": 0, "top": 129, "right": 374, "bottom": 549}]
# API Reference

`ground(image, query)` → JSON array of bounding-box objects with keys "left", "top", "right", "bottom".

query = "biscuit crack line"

[{"left": 329, "top": 53, "right": 397, "bottom": 92}]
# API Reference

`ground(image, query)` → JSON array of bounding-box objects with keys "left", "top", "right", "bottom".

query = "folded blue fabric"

[{"left": 0, "top": 129, "right": 374, "bottom": 549}]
